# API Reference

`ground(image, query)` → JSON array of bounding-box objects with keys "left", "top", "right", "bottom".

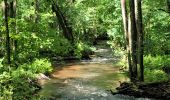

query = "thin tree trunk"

[
  {"left": 128, "top": 14, "right": 134, "bottom": 81},
  {"left": 135, "top": 0, "right": 144, "bottom": 81},
  {"left": 14, "top": 0, "right": 18, "bottom": 62},
  {"left": 121, "top": 0, "right": 132, "bottom": 81},
  {"left": 10, "top": 1, "right": 14, "bottom": 17},
  {"left": 35, "top": 0, "right": 40, "bottom": 23},
  {"left": 4, "top": 0, "right": 11, "bottom": 65},
  {"left": 9, "top": 0, "right": 17, "bottom": 62},
  {"left": 51, "top": 1, "right": 74, "bottom": 43},
  {"left": 129, "top": 0, "right": 138, "bottom": 82},
  {"left": 167, "top": 0, "right": 170, "bottom": 13}
]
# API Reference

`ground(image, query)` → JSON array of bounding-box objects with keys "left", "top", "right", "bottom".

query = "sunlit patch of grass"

[
  {"left": 144, "top": 55, "right": 170, "bottom": 70},
  {"left": 144, "top": 55, "right": 170, "bottom": 83},
  {"left": 144, "top": 69, "right": 169, "bottom": 83}
]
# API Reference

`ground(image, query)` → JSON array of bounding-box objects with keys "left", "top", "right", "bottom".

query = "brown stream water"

[{"left": 39, "top": 41, "right": 153, "bottom": 100}]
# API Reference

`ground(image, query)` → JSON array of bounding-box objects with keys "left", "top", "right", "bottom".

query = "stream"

[{"left": 39, "top": 41, "right": 154, "bottom": 100}]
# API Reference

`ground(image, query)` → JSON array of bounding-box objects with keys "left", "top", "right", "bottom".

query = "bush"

[
  {"left": 0, "top": 58, "right": 52, "bottom": 99},
  {"left": 0, "top": 70, "right": 40, "bottom": 100},
  {"left": 74, "top": 42, "right": 96, "bottom": 58},
  {"left": 11, "top": 69, "right": 39, "bottom": 100},
  {"left": 0, "top": 72, "right": 13, "bottom": 100},
  {"left": 21, "top": 58, "right": 52, "bottom": 74},
  {"left": 144, "top": 69, "right": 169, "bottom": 83},
  {"left": 144, "top": 55, "right": 170, "bottom": 70},
  {"left": 144, "top": 55, "right": 170, "bottom": 83},
  {"left": 117, "top": 55, "right": 170, "bottom": 83}
]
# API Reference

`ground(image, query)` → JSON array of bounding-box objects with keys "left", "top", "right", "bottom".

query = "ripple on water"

[{"left": 39, "top": 41, "right": 153, "bottom": 100}]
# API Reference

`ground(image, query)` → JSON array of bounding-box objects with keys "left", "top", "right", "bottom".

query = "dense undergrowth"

[
  {"left": 144, "top": 55, "right": 170, "bottom": 83},
  {"left": 0, "top": 58, "right": 52, "bottom": 99},
  {"left": 0, "top": 38, "right": 96, "bottom": 100},
  {"left": 118, "top": 54, "right": 170, "bottom": 83}
]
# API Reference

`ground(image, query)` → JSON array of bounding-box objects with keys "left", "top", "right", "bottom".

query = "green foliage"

[
  {"left": 0, "top": 58, "right": 52, "bottom": 99},
  {"left": 0, "top": 72, "right": 13, "bottom": 100},
  {"left": 144, "top": 69, "right": 169, "bottom": 83},
  {"left": 74, "top": 42, "right": 96, "bottom": 58},
  {"left": 144, "top": 55, "right": 170, "bottom": 70},
  {"left": 143, "top": 2, "right": 170, "bottom": 55},
  {"left": 0, "top": 0, "right": 170, "bottom": 98},
  {"left": 0, "top": 58, "right": 5, "bottom": 73},
  {"left": 117, "top": 55, "right": 170, "bottom": 83},
  {"left": 117, "top": 55, "right": 128, "bottom": 68},
  {"left": 21, "top": 58, "right": 52, "bottom": 74},
  {"left": 103, "top": 0, "right": 124, "bottom": 51},
  {"left": 11, "top": 70, "right": 39, "bottom": 100},
  {"left": 0, "top": 70, "right": 40, "bottom": 100},
  {"left": 144, "top": 55, "right": 170, "bottom": 82}
]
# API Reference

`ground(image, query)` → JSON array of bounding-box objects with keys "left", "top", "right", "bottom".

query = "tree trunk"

[
  {"left": 121, "top": 0, "right": 128, "bottom": 42},
  {"left": 121, "top": 0, "right": 132, "bottom": 81},
  {"left": 135, "top": 0, "right": 144, "bottom": 81},
  {"left": 9, "top": 1, "right": 14, "bottom": 17},
  {"left": 4, "top": 0, "right": 11, "bottom": 65},
  {"left": 129, "top": 0, "right": 138, "bottom": 82},
  {"left": 167, "top": 0, "right": 170, "bottom": 13},
  {"left": 9, "top": 0, "right": 17, "bottom": 62},
  {"left": 51, "top": 1, "right": 74, "bottom": 43},
  {"left": 128, "top": 15, "right": 133, "bottom": 81},
  {"left": 35, "top": 0, "right": 40, "bottom": 23}
]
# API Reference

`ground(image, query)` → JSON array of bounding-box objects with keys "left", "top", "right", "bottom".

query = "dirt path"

[{"left": 39, "top": 41, "right": 152, "bottom": 100}]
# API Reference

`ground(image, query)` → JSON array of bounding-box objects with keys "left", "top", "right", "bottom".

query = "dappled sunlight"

[{"left": 1, "top": 0, "right": 169, "bottom": 99}]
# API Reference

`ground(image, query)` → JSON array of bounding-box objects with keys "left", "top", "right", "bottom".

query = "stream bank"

[{"left": 116, "top": 81, "right": 170, "bottom": 100}]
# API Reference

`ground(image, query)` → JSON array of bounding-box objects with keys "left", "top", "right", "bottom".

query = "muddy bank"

[{"left": 115, "top": 81, "right": 170, "bottom": 100}]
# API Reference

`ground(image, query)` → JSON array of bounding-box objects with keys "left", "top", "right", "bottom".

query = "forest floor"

[{"left": 38, "top": 41, "right": 153, "bottom": 100}]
